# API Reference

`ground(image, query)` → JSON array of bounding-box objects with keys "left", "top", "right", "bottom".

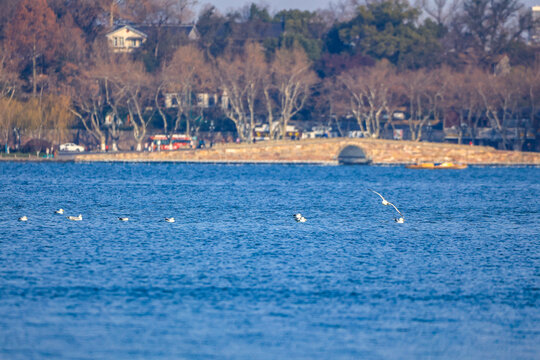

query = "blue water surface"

[{"left": 0, "top": 163, "right": 539, "bottom": 359}]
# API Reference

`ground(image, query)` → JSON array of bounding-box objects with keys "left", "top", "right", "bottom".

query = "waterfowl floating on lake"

[
  {"left": 54, "top": 209, "right": 64, "bottom": 214},
  {"left": 118, "top": 217, "right": 129, "bottom": 221},
  {"left": 67, "top": 214, "right": 82, "bottom": 221},
  {"left": 165, "top": 217, "right": 175, "bottom": 223},
  {"left": 293, "top": 213, "right": 307, "bottom": 223},
  {"left": 18, "top": 216, "right": 28, "bottom": 222}
]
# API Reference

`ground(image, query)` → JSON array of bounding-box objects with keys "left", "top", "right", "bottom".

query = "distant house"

[
  {"left": 105, "top": 25, "right": 147, "bottom": 53},
  {"left": 106, "top": 24, "right": 199, "bottom": 53}
]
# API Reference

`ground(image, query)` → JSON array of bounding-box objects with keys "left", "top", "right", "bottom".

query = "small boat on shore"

[{"left": 405, "top": 162, "right": 468, "bottom": 170}]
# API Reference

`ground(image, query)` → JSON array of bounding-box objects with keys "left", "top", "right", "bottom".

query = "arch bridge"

[{"left": 77, "top": 137, "right": 540, "bottom": 165}]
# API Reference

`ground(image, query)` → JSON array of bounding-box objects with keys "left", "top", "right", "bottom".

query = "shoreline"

[
  {"left": 2, "top": 138, "right": 540, "bottom": 166},
  {"left": 2, "top": 158, "right": 538, "bottom": 167}
]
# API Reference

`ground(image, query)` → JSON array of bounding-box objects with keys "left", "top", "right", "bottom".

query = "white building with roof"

[{"left": 105, "top": 25, "right": 147, "bottom": 53}]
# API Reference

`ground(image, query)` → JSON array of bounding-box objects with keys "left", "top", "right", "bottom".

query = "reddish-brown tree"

[{"left": 5, "top": 0, "right": 62, "bottom": 96}]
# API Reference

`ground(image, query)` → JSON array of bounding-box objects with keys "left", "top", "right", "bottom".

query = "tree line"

[{"left": 0, "top": 0, "right": 538, "bottom": 151}]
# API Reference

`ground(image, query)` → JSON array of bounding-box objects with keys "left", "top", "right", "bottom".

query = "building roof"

[{"left": 105, "top": 25, "right": 147, "bottom": 39}]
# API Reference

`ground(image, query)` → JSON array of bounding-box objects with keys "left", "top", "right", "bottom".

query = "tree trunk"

[
  {"left": 110, "top": 1, "right": 115, "bottom": 28},
  {"left": 263, "top": 87, "right": 275, "bottom": 139},
  {"left": 32, "top": 43, "right": 37, "bottom": 97},
  {"left": 154, "top": 27, "right": 161, "bottom": 59}
]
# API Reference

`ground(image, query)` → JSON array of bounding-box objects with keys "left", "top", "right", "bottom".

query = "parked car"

[{"left": 59, "top": 143, "right": 85, "bottom": 152}]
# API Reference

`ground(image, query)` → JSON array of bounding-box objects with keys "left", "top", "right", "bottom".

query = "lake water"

[{"left": 0, "top": 163, "right": 539, "bottom": 359}]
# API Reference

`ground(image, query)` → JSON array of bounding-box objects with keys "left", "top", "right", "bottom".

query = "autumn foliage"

[{"left": 0, "top": 0, "right": 538, "bottom": 152}]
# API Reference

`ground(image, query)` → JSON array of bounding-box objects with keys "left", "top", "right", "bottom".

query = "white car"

[{"left": 59, "top": 143, "right": 85, "bottom": 152}]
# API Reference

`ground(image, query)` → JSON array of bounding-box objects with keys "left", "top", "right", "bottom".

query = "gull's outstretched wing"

[
  {"left": 389, "top": 203, "right": 403, "bottom": 217},
  {"left": 368, "top": 189, "right": 385, "bottom": 200}
]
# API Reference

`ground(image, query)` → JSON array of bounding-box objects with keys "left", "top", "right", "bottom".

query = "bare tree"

[
  {"left": 401, "top": 69, "right": 442, "bottom": 142},
  {"left": 517, "top": 65, "right": 540, "bottom": 150},
  {"left": 70, "top": 71, "right": 108, "bottom": 151},
  {"left": 0, "top": 54, "right": 20, "bottom": 147},
  {"left": 158, "top": 44, "right": 212, "bottom": 143},
  {"left": 314, "top": 77, "right": 346, "bottom": 137},
  {"left": 272, "top": 47, "right": 317, "bottom": 139},
  {"left": 320, "top": 0, "right": 363, "bottom": 23},
  {"left": 215, "top": 43, "right": 268, "bottom": 142},
  {"left": 244, "top": 42, "right": 267, "bottom": 142},
  {"left": 102, "top": 75, "right": 126, "bottom": 152},
  {"left": 451, "top": 0, "right": 533, "bottom": 66},
  {"left": 417, "top": 0, "right": 461, "bottom": 26},
  {"left": 339, "top": 61, "right": 396, "bottom": 138},
  {"left": 119, "top": 62, "right": 154, "bottom": 151},
  {"left": 477, "top": 72, "right": 521, "bottom": 149},
  {"left": 72, "top": 46, "right": 126, "bottom": 152},
  {"left": 441, "top": 67, "right": 484, "bottom": 144},
  {"left": 47, "top": 94, "right": 73, "bottom": 146},
  {"left": 149, "top": 0, "right": 197, "bottom": 59},
  {"left": 0, "top": 53, "right": 19, "bottom": 101},
  {"left": 0, "top": 98, "right": 23, "bottom": 148},
  {"left": 122, "top": 0, "right": 196, "bottom": 24},
  {"left": 215, "top": 55, "right": 249, "bottom": 141}
]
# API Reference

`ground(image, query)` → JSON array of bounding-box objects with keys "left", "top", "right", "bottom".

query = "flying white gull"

[
  {"left": 368, "top": 189, "right": 393, "bottom": 206},
  {"left": 368, "top": 189, "right": 405, "bottom": 223},
  {"left": 18, "top": 216, "right": 28, "bottom": 222},
  {"left": 293, "top": 213, "right": 307, "bottom": 223},
  {"left": 67, "top": 214, "right": 83, "bottom": 221},
  {"left": 165, "top": 217, "right": 175, "bottom": 223},
  {"left": 54, "top": 209, "right": 64, "bottom": 214}
]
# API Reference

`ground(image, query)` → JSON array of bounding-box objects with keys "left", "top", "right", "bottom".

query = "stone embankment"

[{"left": 73, "top": 138, "right": 540, "bottom": 165}]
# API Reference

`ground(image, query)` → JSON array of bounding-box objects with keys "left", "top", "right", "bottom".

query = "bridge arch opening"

[{"left": 338, "top": 145, "right": 370, "bottom": 165}]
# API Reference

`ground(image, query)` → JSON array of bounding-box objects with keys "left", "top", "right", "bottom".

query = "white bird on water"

[
  {"left": 293, "top": 213, "right": 307, "bottom": 223},
  {"left": 54, "top": 208, "right": 64, "bottom": 214},
  {"left": 368, "top": 189, "right": 405, "bottom": 223},
  {"left": 18, "top": 216, "right": 28, "bottom": 222},
  {"left": 67, "top": 214, "right": 82, "bottom": 221},
  {"left": 165, "top": 217, "right": 175, "bottom": 223},
  {"left": 118, "top": 217, "right": 129, "bottom": 222}
]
